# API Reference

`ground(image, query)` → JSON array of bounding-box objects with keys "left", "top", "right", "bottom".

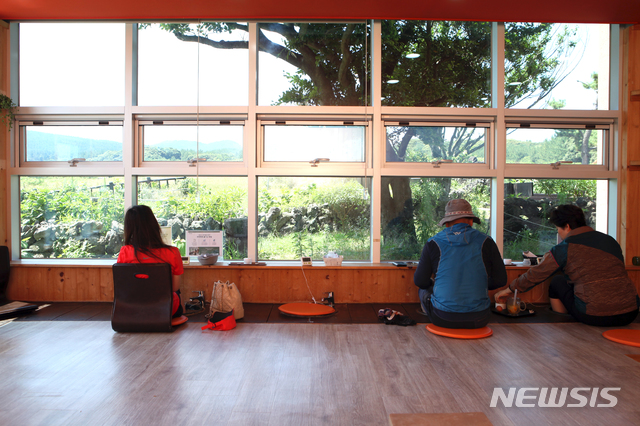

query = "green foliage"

[
  {"left": 0, "top": 94, "right": 18, "bottom": 130},
  {"left": 20, "top": 178, "right": 125, "bottom": 226}
]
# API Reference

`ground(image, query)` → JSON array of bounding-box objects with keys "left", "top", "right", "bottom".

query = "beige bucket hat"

[{"left": 438, "top": 198, "right": 481, "bottom": 226}]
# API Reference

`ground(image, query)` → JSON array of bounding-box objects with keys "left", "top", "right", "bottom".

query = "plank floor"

[
  {"left": 7, "top": 301, "right": 604, "bottom": 324},
  {"left": 1, "top": 317, "right": 640, "bottom": 425}
]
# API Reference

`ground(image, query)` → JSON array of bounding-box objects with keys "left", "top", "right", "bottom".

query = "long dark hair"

[{"left": 123, "top": 205, "right": 172, "bottom": 261}]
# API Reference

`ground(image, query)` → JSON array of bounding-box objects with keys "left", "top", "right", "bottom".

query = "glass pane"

[
  {"left": 258, "top": 177, "right": 371, "bottom": 260},
  {"left": 381, "top": 177, "right": 491, "bottom": 260},
  {"left": 25, "top": 125, "right": 123, "bottom": 162},
  {"left": 137, "top": 176, "right": 248, "bottom": 260},
  {"left": 381, "top": 21, "right": 492, "bottom": 107},
  {"left": 263, "top": 125, "right": 365, "bottom": 162},
  {"left": 19, "top": 23, "right": 125, "bottom": 107},
  {"left": 143, "top": 124, "right": 243, "bottom": 162},
  {"left": 20, "top": 176, "right": 125, "bottom": 259},
  {"left": 503, "top": 179, "right": 605, "bottom": 260},
  {"left": 258, "top": 23, "right": 369, "bottom": 106},
  {"left": 505, "top": 23, "right": 609, "bottom": 110},
  {"left": 506, "top": 127, "right": 605, "bottom": 165},
  {"left": 386, "top": 125, "right": 486, "bottom": 163},
  {"left": 137, "top": 23, "right": 249, "bottom": 106}
]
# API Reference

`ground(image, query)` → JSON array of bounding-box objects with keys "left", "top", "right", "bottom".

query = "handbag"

[
  {"left": 208, "top": 280, "right": 244, "bottom": 320},
  {"left": 201, "top": 310, "right": 236, "bottom": 331}
]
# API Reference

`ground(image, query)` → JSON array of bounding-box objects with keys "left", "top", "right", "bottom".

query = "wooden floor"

[{"left": 1, "top": 320, "right": 640, "bottom": 426}]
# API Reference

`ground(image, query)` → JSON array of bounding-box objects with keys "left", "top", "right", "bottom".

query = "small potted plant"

[{"left": 0, "top": 93, "right": 18, "bottom": 130}]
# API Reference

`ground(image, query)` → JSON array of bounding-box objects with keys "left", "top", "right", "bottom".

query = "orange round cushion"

[
  {"left": 602, "top": 329, "right": 640, "bottom": 347},
  {"left": 171, "top": 315, "right": 188, "bottom": 326},
  {"left": 426, "top": 324, "right": 493, "bottom": 339},
  {"left": 278, "top": 302, "right": 335, "bottom": 316}
]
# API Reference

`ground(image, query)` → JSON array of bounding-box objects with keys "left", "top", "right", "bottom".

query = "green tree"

[{"left": 148, "top": 21, "right": 581, "bottom": 257}]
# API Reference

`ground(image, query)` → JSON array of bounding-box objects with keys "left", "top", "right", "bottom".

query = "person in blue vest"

[{"left": 414, "top": 198, "right": 507, "bottom": 329}]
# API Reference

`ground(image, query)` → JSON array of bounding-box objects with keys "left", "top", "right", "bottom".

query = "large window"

[
  {"left": 21, "top": 122, "right": 123, "bottom": 163},
  {"left": 137, "top": 23, "right": 249, "bottom": 106},
  {"left": 20, "top": 177, "right": 125, "bottom": 259},
  {"left": 381, "top": 21, "right": 492, "bottom": 108},
  {"left": 137, "top": 176, "right": 248, "bottom": 260},
  {"left": 9, "top": 21, "right": 622, "bottom": 262},
  {"left": 257, "top": 22, "right": 370, "bottom": 106},
  {"left": 19, "top": 23, "right": 125, "bottom": 107},
  {"left": 505, "top": 23, "right": 610, "bottom": 110},
  {"left": 503, "top": 178, "right": 605, "bottom": 259},
  {"left": 385, "top": 123, "right": 489, "bottom": 164},
  {"left": 258, "top": 177, "right": 371, "bottom": 260},
  {"left": 506, "top": 125, "right": 608, "bottom": 165},
  {"left": 262, "top": 123, "right": 366, "bottom": 163},
  {"left": 381, "top": 177, "right": 491, "bottom": 260},
  {"left": 139, "top": 121, "right": 244, "bottom": 163}
]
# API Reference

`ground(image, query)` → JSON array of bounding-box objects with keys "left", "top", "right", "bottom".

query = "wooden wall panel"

[
  {"left": 0, "top": 23, "right": 10, "bottom": 247},
  {"left": 625, "top": 24, "right": 640, "bottom": 263},
  {"left": 7, "top": 265, "right": 638, "bottom": 304}
]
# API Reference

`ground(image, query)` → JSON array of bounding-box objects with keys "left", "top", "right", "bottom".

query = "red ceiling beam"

[{"left": 1, "top": 0, "right": 639, "bottom": 24}]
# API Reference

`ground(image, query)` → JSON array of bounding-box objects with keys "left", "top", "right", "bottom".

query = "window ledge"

[{"left": 10, "top": 259, "right": 413, "bottom": 269}]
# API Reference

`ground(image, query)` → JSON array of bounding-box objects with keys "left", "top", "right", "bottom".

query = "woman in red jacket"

[{"left": 117, "top": 205, "right": 184, "bottom": 318}]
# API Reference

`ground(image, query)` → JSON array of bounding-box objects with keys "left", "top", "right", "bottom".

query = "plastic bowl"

[{"left": 197, "top": 254, "right": 218, "bottom": 265}]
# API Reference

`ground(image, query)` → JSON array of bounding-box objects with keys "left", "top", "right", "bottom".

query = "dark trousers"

[
  {"left": 419, "top": 288, "right": 491, "bottom": 329},
  {"left": 549, "top": 275, "right": 638, "bottom": 327}
]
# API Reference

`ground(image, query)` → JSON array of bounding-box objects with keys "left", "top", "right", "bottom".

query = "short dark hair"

[{"left": 548, "top": 204, "right": 587, "bottom": 230}]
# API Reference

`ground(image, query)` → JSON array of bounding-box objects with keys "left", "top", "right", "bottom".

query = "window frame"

[{"left": 16, "top": 118, "right": 124, "bottom": 169}]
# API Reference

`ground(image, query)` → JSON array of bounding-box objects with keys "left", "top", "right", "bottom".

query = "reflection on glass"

[
  {"left": 505, "top": 23, "right": 609, "bottom": 110},
  {"left": 506, "top": 128, "right": 604, "bottom": 165},
  {"left": 258, "top": 177, "right": 371, "bottom": 260},
  {"left": 386, "top": 126, "right": 487, "bottom": 163},
  {"left": 20, "top": 176, "right": 125, "bottom": 259},
  {"left": 503, "top": 179, "right": 603, "bottom": 259},
  {"left": 25, "top": 126, "right": 123, "bottom": 162},
  {"left": 19, "top": 23, "right": 125, "bottom": 107},
  {"left": 258, "top": 23, "right": 369, "bottom": 106},
  {"left": 137, "top": 23, "right": 249, "bottom": 106},
  {"left": 137, "top": 177, "right": 248, "bottom": 259},
  {"left": 142, "top": 125, "right": 243, "bottom": 162},
  {"left": 381, "top": 177, "right": 491, "bottom": 260},
  {"left": 263, "top": 125, "right": 365, "bottom": 162},
  {"left": 381, "top": 21, "right": 491, "bottom": 107}
]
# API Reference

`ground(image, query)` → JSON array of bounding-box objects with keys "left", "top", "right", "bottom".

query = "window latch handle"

[
  {"left": 551, "top": 160, "right": 573, "bottom": 169},
  {"left": 431, "top": 159, "right": 453, "bottom": 168},
  {"left": 187, "top": 158, "right": 208, "bottom": 167},
  {"left": 310, "top": 158, "right": 330, "bottom": 167},
  {"left": 68, "top": 158, "right": 86, "bottom": 167}
]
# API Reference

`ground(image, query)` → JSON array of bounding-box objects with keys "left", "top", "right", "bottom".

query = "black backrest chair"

[
  {"left": 0, "top": 246, "right": 9, "bottom": 304},
  {"left": 0, "top": 246, "right": 39, "bottom": 320},
  {"left": 111, "top": 263, "right": 174, "bottom": 332}
]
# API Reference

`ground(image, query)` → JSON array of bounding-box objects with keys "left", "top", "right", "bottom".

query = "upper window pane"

[
  {"left": 142, "top": 123, "right": 243, "bottom": 162},
  {"left": 386, "top": 125, "right": 487, "bottom": 163},
  {"left": 506, "top": 126, "right": 605, "bottom": 165},
  {"left": 263, "top": 125, "right": 365, "bottom": 162},
  {"left": 24, "top": 125, "right": 123, "bottom": 162},
  {"left": 381, "top": 21, "right": 491, "bottom": 107},
  {"left": 505, "top": 23, "right": 609, "bottom": 110},
  {"left": 137, "top": 23, "right": 249, "bottom": 106},
  {"left": 19, "top": 23, "right": 125, "bottom": 107},
  {"left": 258, "top": 23, "right": 369, "bottom": 106}
]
